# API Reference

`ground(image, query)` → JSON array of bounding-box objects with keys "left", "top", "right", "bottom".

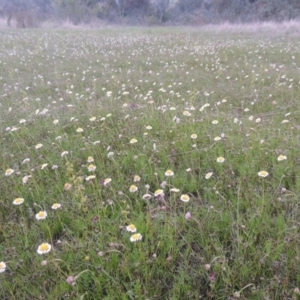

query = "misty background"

[{"left": 0, "top": 0, "right": 300, "bottom": 28}]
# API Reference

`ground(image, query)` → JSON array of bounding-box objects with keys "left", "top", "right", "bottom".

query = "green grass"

[{"left": 0, "top": 26, "right": 300, "bottom": 299}]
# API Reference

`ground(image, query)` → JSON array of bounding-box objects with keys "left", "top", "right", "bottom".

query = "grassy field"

[{"left": 0, "top": 24, "right": 300, "bottom": 299}]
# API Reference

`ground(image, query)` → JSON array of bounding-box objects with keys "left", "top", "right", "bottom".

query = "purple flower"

[
  {"left": 185, "top": 212, "right": 192, "bottom": 220},
  {"left": 66, "top": 276, "right": 76, "bottom": 285},
  {"left": 209, "top": 272, "right": 216, "bottom": 282},
  {"left": 91, "top": 216, "right": 99, "bottom": 224}
]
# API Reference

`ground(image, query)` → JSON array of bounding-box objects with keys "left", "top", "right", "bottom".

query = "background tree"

[
  {"left": 153, "top": 0, "right": 169, "bottom": 22},
  {"left": 0, "top": 0, "right": 48, "bottom": 27},
  {"left": 52, "top": 0, "right": 92, "bottom": 24}
]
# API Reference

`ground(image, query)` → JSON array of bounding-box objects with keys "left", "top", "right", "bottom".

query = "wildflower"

[
  {"left": 146, "top": 126, "right": 152, "bottom": 130},
  {"left": 165, "top": 169, "right": 174, "bottom": 177},
  {"left": 161, "top": 181, "right": 167, "bottom": 188},
  {"left": 180, "top": 194, "right": 190, "bottom": 202},
  {"left": 170, "top": 188, "right": 180, "bottom": 193},
  {"left": 35, "top": 143, "right": 43, "bottom": 149},
  {"left": 22, "top": 175, "right": 31, "bottom": 184},
  {"left": 76, "top": 128, "right": 84, "bottom": 133},
  {"left": 154, "top": 189, "right": 164, "bottom": 197},
  {"left": 61, "top": 151, "right": 69, "bottom": 157},
  {"left": 41, "top": 260, "right": 48, "bottom": 266},
  {"left": 130, "top": 138, "right": 137, "bottom": 144},
  {"left": 142, "top": 193, "right": 152, "bottom": 200},
  {"left": 216, "top": 157, "right": 225, "bottom": 163},
  {"left": 212, "top": 120, "right": 218, "bottom": 124},
  {"left": 86, "top": 175, "right": 96, "bottom": 181},
  {"left": 126, "top": 224, "right": 137, "bottom": 232},
  {"left": 51, "top": 203, "right": 62, "bottom": 210},
  {"left": 91, "top": 216, "right": 99, "bottom": 223},
  {"left": 249, "top": 116, "right": 254, "bottom": 121},
  {"left": 277, "top": 155, "right": 287, "bottom": 161},
  {"left": 41, "top": 163, "right": 48, "bottom": 170},
  {"left": 37, "top": 243, "right": 51, "bottom": 255},
  {"left": 36, "top": 211, "right": 47, "bottom": 220},
  {"left": 103, "top": 178, "right": 112, "bottom": 186},
  {"left": 88, "top": 164, "right": 96, "bottom": 172},
  {"left": 191, "top": 134, "right": 197, "bottom": 139},
  {"left": 214, "top": 136, "right": 221, "bottom": 141},
  {"left": 199, "top": 103, "right": 210, "bottom": 112},
  {"left": 64, "top": 183, "right": 72, "bottom": 191},
  {"left": 173, "top": 116, "right": 180, "bottom": 123},
  {"left": 205, "top": 172, "right": 213, "bottom": 179},
  {"left": 133, "top": 175, "right": 141, "bottom": 182},
  {"left": 22, "top": 158, "right": 30, "bottom": 164},
  {"left": 5, "top": 168, "right": 14, "bottom": 176},
  {"left": 209, "top": 273, "right": 216, "bottom": 282},
  {"left": 183, "top": 111, "right": 191, "bottom": 116},
  {"left": 255, "top": 118, "right": 261, "bottom": 123},
  {"left": 89, "top": 117, "right": 96, "bottom": 121},
  {"left": 281, "top": 120, "right": 289, "bottom": 124},
  {"left": 185, "top": 212, "right": 192, "bottom": 219},
  {"left": 130, "top": 233, "right": 142, "bottom": 242},
  {"left": 294, "top": 288, "right": 300, "bottom": 295},
  {"left": 186, "top": 168, "right": 192, "bottom": 173},
  {"left": 129, "top": 185, "right": 138, "bottom": 193},
  {"left": 258, "top": 171, "right": 269, "bottom": 178},
  {"left": 87, "top": 156, "right": 94, "bottom": 163},
  {"left": 0, "top": 261, "right": 6, "bottom": 273},
  {"left": 66, "top": 270, "right": 90, "bottom": 285},
  {"left": 107, "top": 152, "right": 114, "bottom": 158},
  {"left": 13, "top": 198, "right": 24, "bottom": 205},
  {"left": 53, "top": 119, "right": 59, "bottom": 125}
]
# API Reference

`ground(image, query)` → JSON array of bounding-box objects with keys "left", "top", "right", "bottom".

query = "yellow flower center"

[
  {"left": 130, "top": 185, "right": 137, "bottom": 191},
  {"left": 154, "top": 189, "right": 163, "bottom": 196},
  {"left": 39, "top": 244, "right": 49, "bottom": 251},
  {"left": 181, "top": 195, "right": 190, "bottom": 202},
  {"left": 131, "top": 234, "right": 139, "bottom": 240}
]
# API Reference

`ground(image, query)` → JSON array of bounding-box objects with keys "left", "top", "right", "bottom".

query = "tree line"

[{"left": 0, "top": 0, "right": 300, "bottom": 27}]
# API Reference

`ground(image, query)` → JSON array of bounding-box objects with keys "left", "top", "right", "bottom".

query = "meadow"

[{"left": 0, "top": 24, "right": 300, "bottom": 299}]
